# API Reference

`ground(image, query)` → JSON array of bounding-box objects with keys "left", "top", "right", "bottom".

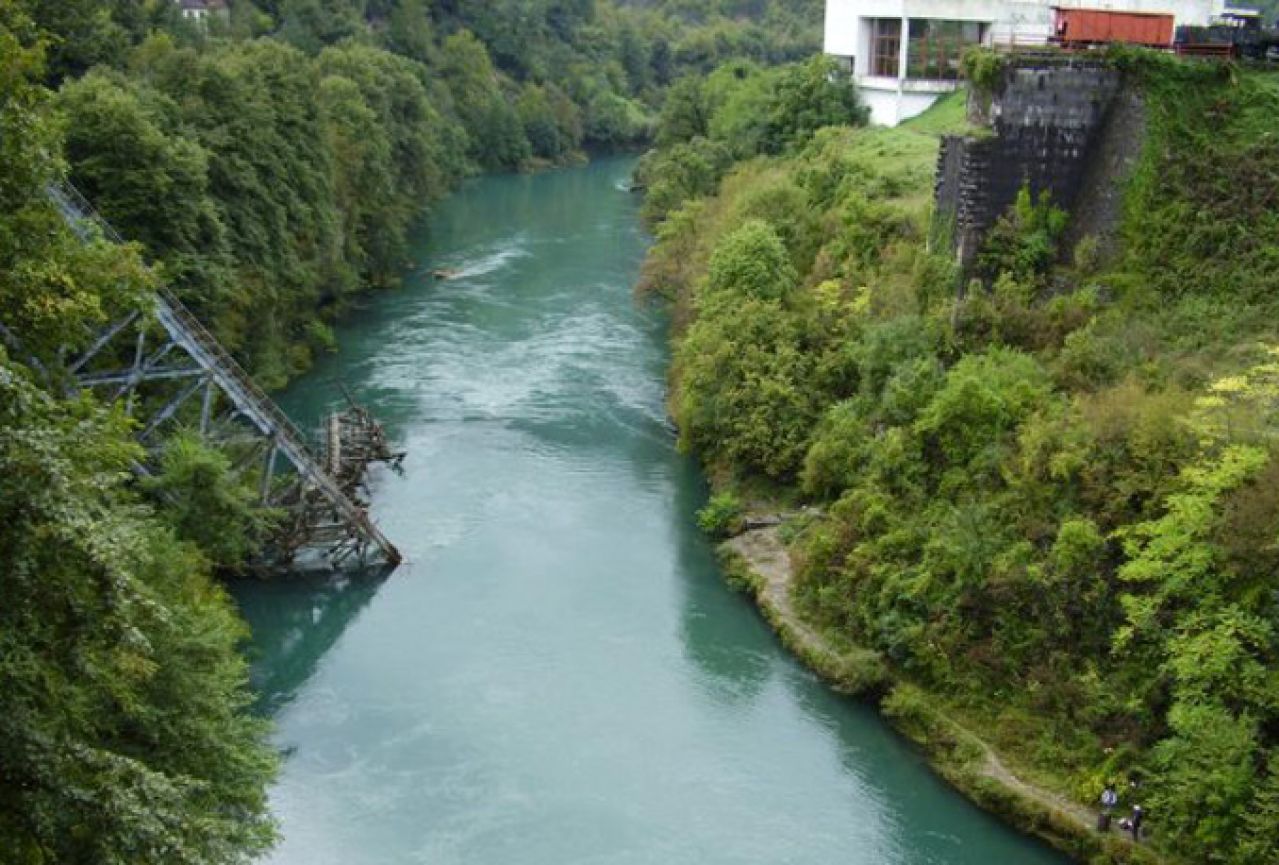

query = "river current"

[{"left": 233, "top": 156, "right": 1068, "bottom": 865}]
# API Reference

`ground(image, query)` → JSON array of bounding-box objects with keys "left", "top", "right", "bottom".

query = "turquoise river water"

[{"left": 232, "top": 156, "right": 1069, "bottom": 865}]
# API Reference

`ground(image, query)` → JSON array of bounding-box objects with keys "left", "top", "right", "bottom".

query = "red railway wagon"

[{"left": 1053, "top": 8, "right": 1175, "bottom": 48}]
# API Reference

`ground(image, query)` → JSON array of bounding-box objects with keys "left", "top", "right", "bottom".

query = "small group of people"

[{"left": 1098, "top": 781, "right": 1145, "bottom": 841}]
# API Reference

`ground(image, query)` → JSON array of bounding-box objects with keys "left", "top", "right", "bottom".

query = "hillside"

[{"left": 644, "top": 51, "right": 1279, "bottom": 864}]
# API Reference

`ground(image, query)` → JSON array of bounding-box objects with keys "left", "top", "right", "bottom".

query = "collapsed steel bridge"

[{"left": 42, "top": 181, "right": 401, "bottom": 571}]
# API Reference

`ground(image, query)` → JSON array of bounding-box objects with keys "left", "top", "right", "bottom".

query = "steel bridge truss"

[{"left": 44, "top": 182, "right": 401, "bottom": 572}]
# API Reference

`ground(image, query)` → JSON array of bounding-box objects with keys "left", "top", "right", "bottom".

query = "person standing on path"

[
  {"left": 1098, "top": 783, "right": 1118, "bottom": 831},
  {"left": 1130, "top": 804, "right": 1145, "bottom": 841}
]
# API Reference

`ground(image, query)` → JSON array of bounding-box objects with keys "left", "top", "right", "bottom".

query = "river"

[{"left": 232, "top": 156, "right": 1069, "bottom": 865}]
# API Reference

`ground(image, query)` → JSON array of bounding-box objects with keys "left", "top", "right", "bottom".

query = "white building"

[
  {"left": 177, "top": 0, "right": 228, "bottom": 23},
  {"left": 824, "top": 0, "right": 1223, "bottom": 125}
]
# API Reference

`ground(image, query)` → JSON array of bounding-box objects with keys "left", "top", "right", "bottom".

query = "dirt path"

[
  {"left": 724, "top": 526, "right": 810, "bottom": 633},
  {"left": 964, "top": 725, "right": 1096, "bottom": 830},
  {"left": 724, "top": 525, "right": 1099, "bottom": 837}
]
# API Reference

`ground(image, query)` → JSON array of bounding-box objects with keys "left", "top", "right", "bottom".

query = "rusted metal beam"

[
  {"left": 78, "top": 365, "right": 204, "bottom": 387},
  {"left": 260, "top": 441, "right": 279, "bottom": 505},
  {"left": 199, "top": 377, "right": 216, "bottom": 437}
]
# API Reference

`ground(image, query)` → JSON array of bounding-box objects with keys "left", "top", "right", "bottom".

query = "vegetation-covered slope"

[
  {"left": 645, "top": 53, "right": 1279, "bottom": 863},
  {"left": 0, "top": 7, "right": 277, "bottom": 861},
  {"left": 29, "top": 0, "right": 823, "bottom": 385}
]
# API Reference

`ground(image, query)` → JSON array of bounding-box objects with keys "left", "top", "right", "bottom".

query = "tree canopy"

[{"left": 0, "top": 7, "right": 277, "bottom": 861}]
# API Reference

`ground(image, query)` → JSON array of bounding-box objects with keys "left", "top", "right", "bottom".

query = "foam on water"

[{"left": 442, "top": 237, "right": 532, "bottom": 280}]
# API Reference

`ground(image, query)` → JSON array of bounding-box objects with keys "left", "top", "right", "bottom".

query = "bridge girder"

[{"left": 37, "top": 181, "right": 402, "bottom": 572}]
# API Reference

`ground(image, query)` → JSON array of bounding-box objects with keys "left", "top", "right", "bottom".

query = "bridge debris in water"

[{"left": 325, "top": 384, "right": 406, "bottom": 503}]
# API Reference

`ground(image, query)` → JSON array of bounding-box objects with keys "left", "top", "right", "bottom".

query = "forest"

[
  {"left": 644, "top": 46, "right": 1279, "bottom": 864},
  {"left": 33, "top": 0, "right": 821, "bottom": 386},
  {"left": 0, "top": 1, "right": 820, "bottom": 862}
]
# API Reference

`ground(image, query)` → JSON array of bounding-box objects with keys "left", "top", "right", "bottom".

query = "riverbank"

[{"left": 719, "top": 523, "right": 1170, "bottom": 865}]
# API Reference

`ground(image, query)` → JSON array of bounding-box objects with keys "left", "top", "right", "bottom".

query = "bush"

[
  {"left": 913, "top": 346, "right": 1053, "bottom": 465},
  {"left": 975, "top": 186, "right": 1068, "bottom": 286},
  {"left": 960, "top": 46, "right": 1007, "bottom": 92},
  {"left": 143, "top": 433, "right": 278, "bottom": 570},
  {"left": 882, "top": 683, "right": 951, "bottom": 746},
  {"left": 636, "top": 136, "right": 732, "bottom": 227},
  {"left": 703, "top": 218, "right": 797, "bottom": 302},
  {"left": 760, "top": 55, "right": 867, "bottom": 152},
  {"left": 675, "top": 297, "right": 818, "bottom": 477},
  {"left": 696, "top": 491, "right": 745, "bottom": 538}
]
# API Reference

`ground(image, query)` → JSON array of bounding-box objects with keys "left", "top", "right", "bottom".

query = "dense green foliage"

[
  {"left": 635, "top": 55, "right": 867, "bottom": 226},
  {"left": 647, "top": 56, "right": 1279, "bottom": 861},
  {"left": 696, "top": 490, "right": 745, "bottom": 538},
  {"left": 31, "top": 0, "right": 823, "bottom": 385},
  {"left": 0, "top": 7, "right": 277, "bottom": 861},
  {"left": 57, "top": 36, "right": 467, "bottom": 384},
  {"left": 144, "top": 433, "right": 280, "bottom": 570},
  {"left": 0, "top": 361, "right": 278, "bottom": 865}
]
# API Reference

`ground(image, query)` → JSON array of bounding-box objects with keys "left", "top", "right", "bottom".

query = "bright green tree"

[{"left": 761, "top": 55, "right": 866, "bottom": 152}]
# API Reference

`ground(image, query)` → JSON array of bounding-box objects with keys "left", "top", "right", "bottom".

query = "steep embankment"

[
  {"left": 0, "top": 9, "right": 278, "bottom": 863},
  {"left": 647, "top": 52, "right": 1279, "bottom": 865}
]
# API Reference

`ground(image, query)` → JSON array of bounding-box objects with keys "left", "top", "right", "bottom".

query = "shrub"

[
  {"left": 144, "top": 432, "right": 277, "bottom": 570},
  {"left": 960, "top": 46, "right": 1007, "bottom": 92},
  {"left": 976, "top": 186, "right": 1068, "bottom": 286},
  {"left": 914, "top": 346, "right": 1053, "bottom": 466},
  {"left": 702, "top": 218, "right": 797, "bottom": 302},
  {"left": 674, "top": 298, "right": 818, "bottom": 477},
  {"left": 696, "top": 491, "right": 745, "bottom": 538}
]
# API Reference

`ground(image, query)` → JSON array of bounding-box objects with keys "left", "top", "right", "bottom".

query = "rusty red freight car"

[{"left": 1053, "top": 8, "right": 1175, "bottom": 48}]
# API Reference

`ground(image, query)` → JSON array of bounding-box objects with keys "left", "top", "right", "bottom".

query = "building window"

[
  {"left": 870, "top": 19, "right": 902, "bottom": 78},
  {"left": 906, "top": 20, "right": 985, "bottom": 80}
]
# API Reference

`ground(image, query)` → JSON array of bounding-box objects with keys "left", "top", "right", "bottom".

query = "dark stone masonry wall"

[{"left": 935, "top": 59, "right": 1123, "bottom": 267}]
